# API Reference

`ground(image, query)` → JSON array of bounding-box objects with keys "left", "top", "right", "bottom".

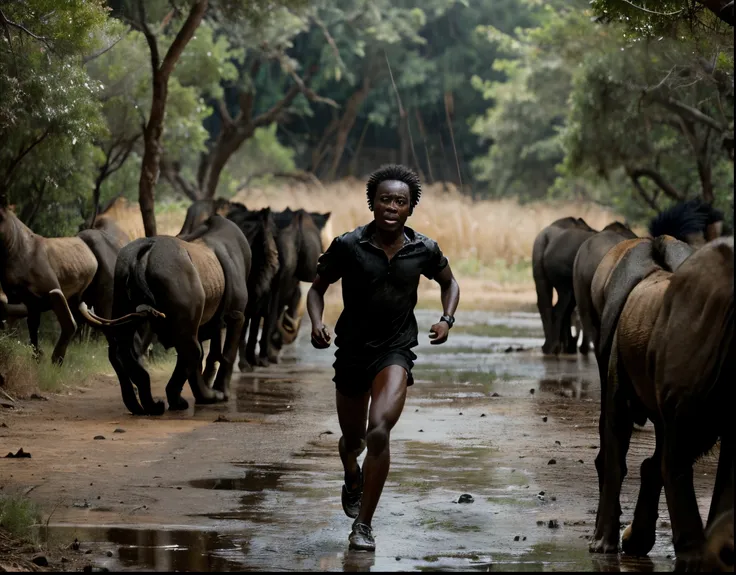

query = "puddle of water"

[
  {"left": 37, "top": 524, "right": 675, "bottom": 572},
  {"left": 230, "top": 377, "right": 298, "bottom": 415}
]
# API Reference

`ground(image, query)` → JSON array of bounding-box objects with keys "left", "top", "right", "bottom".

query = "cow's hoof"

[
  {"left": 238, "top": 360, "right": 253, "bottom": 373},
  {"left": 256, "top": 356, "right": 269, "bottom": 368},
  {"left": 621, "top": 523, "right": 655, "bottom": 557},
  {"left": 195, "top": 390, "right": 225, "bottom": 405},
  {"left": 267, "top": 353, "right": 279, "bottom": 365},
  {"left": 145, "top": 400, "right": 166, "bottom": 416},
  {"left": 167, "top": 396, "right": 189, "bottom": 411},
  {"left": 589, "top": 536, "right": 619, "bottom": 554}
]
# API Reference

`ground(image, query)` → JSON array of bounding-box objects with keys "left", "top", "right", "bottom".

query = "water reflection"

[
  {"left": 232, "top": 377, "right": 298, "bottom": 415},
  {"left": 538, "top": 377, "right": 592, "bottom": 400}
]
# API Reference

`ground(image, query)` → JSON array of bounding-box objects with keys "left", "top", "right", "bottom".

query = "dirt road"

[{"left": 0, "top": 308, "right": 718, "bottom": 572}]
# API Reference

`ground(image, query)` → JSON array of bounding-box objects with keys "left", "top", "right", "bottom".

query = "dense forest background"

[{"left": 1, "top": 0, "right": 733, "bottom": 237}]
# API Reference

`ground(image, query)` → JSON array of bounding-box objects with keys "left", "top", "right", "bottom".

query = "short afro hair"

[{"left": 366, "top": 164, "right": 422, "bottom": 211}]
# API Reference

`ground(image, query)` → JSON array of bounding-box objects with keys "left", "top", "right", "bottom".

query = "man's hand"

[
  {"left": 429, "top": 321, "right": 450, "bottom": 345},
  {"left": 311, "top": 323, "right": 332, "bottom": 349}
]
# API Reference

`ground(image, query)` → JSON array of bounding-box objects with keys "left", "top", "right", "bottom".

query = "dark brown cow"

[
  {"left": 80, "top": 215, "right": 250, "bottom": 415},
  {"left": 591, "top": 236, "right": 733, "bottom": 571}
]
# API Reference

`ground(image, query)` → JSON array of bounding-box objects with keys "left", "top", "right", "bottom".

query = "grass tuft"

[{"left": 0, "top": 495, "right": 42, "bottom": 543}]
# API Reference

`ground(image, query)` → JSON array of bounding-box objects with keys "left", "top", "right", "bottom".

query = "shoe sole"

[
  {"left": 341, "top": 485, "right": 360, "bottom": 519},
  {"left": 348, "top": 541, "right": 376, "bottom": 552}
]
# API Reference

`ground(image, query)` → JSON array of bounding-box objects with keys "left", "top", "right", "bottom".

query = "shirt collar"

[{"left": 359, "top": 220, "right": 418, "bottom": 245}]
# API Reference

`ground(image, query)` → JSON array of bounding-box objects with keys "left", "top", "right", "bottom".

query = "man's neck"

[{"left": 372, "top": 223, "right": 405, "bottom": 248}]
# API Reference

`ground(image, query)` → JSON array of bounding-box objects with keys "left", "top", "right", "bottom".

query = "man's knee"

[
  {"left": 366, "top": 425, "right": 389, "bottom": 455},
  {"left": 341, "top": 433, "right": 365, "bottom": 453}
]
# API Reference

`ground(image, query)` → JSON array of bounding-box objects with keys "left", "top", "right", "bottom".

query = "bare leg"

[
  {"left": 336, "top": 388, "right": 371, "bottom": 518},
  {"left": 349, "top": 366, "right": 408, "bottom": 551}
]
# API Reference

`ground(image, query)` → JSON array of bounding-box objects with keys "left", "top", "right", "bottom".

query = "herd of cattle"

[
  {"left": 532, "top": 198, "right": 733, "bottom": 571},
  {"left": 0, "top": 194, "right": 732, "bottom": 569},
  {"left": 0, "top": 196, "right": 330, "bottom": 413}
]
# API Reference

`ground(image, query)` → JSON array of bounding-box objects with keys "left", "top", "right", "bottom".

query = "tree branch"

[
  {"left": 2, "top": 128, "right": 51, "bottom": 189},
  {"left": 0, "top": 8, "right": 52, "bottom": 48},
  {"left": 216, "top": 99, "right": 233, "bottom": 126},
  {"left": 277, "top": 55, "right": 339, "bottom": 108},
  {"left": 160, "top": 157, "right": 201, "bottom": 201},
  {"left": 627, "top": 167, "right": 684, "bottom": 201},
  {"left": 159, "top": 0, "right": 208, "bottom": 79},
  {"left": 252, "top": 64, "right": 337, "bottom": 129},
  {"left": 310, "top": 15, "right": 345, "bottom": 71},
  {"left": 137, "top": 0, "right": 161, "bottom": 72},
  {"left": 645, "top": 92, "right": 727, "bottom": 132},
  {"left": 82, "top": 31, "right": 129, "bottom": 64},
  {"left": 618, "top": 0, "right": 683, "bottom": 16}
]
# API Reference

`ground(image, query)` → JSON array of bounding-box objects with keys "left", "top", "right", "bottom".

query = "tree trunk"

[
  {"left": 200, "top": 124, "right": 255, "bottom": 198},
  {"left": 137, "top": 0, "right": 209, "bottom": 237},
  {"left": 415, "top": 109, "right": 434, "bottom": 184},
  {"left": 326, "top": 78, "right": 373, "bottom": 181},
  {"left": 139, "top": 74, "right": 167, "bottom": 237},
  {"left": 399, "top": 111, "right": 409, "bottom": 167},
  {"left": 348, "top": 120, "right": 371, "bottom": 177}
]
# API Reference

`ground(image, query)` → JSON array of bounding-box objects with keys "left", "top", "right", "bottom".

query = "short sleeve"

[
  {"left": 316, "top": 236, "right": 346, "bottom": 284},
  {"left": 422, "top": 240, "right": 449, "bottom": 280}
]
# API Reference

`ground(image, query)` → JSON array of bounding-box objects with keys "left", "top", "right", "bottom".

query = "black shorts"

[{"left": 332, "top": 348, "right": 417, "bottom": 398}]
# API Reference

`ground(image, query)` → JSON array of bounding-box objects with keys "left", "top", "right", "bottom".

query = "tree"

[
  {"left": 590, "top": 0, "right": 734, "bottom": 32},
  {"left": 112, "top": 0, "right": 211, "bottom": 237},
  {"left": 0, "top": 1, "right": 108, "bottom": 235},
  {"left": 560, "top": 9, "right": 733, "bottom": 209},
  {"left": 470, "top": 2, "right": 587, "bottom": 199}
]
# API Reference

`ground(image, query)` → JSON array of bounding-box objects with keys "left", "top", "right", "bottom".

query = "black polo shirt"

[{"left": 316, "top": 221, "right": 449, "bottom": 353}]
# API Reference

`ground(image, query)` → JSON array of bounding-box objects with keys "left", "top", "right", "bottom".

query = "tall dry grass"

[
  {"left": 106, "top": 180, "right": 627, "bottom": 271},
  {"left": 232, "top": 179, "right": 627, "bottom": 270},
  {"left": 98, "top": 180, "right": 631, "bottom": 301}
]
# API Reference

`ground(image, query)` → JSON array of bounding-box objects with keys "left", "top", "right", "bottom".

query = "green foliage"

[
  {"left": 0, "top": 0, "right": 109, "bottom": 235},
  {"left": 0, "top": 494, "right": 42, "bottom": 542},
  {"left": 217, "top": 125, "right": 297, "bottom": 196}
]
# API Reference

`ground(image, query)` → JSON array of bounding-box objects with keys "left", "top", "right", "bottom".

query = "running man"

[{"left": 306, "top": 164, "right": 461, "bottom": 551}]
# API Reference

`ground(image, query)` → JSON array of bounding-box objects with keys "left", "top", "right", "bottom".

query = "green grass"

[
  {"left": 0, "top": 324, "right": 176, "bottom": 396},
  {"left": 453, "top": 257, "right": 532, "bottom": 284},
  {"left": 0, "top": 495, "right": 42, "bottom": 543}
]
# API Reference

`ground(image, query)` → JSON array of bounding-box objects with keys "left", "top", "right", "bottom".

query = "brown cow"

[
  {"left": 591, "top": 236, "right": 733, "bottom": 571},
  {"left": 0, "top": 206, "right": 98, "bottom": 364}
]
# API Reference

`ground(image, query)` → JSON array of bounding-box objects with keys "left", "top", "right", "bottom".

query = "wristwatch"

[{"left": 440, "top": 314, "right": 455, "bottom": 328}]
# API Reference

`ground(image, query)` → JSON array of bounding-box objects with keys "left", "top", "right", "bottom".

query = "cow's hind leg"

[
  {"left": 27, "top": 308, "right": 42, "bottom": 361},
  {"left": 203, "top": 326, "right": 223, "bottom": 389},
  {"left": 180, "top": 336, "right": 225, "bottom": 405},
  {"left": 245, "top": 313, "right": 261, "bottom": 368},
  {"left": 706, "top": 435, "right": 733, "bottom": 531},
  {"left": 661, "top": 418, "right": 706, "bottom": 570},
  {"left": 165, "top": 354, "right": 190, "bottom": 411},
  {"left": 118, "top": 339, "right": 165, "bottom": 416},
  {"left": 48, "top": 289, "right": 78, "bottom": 366},
  {"left": 591, "top": 336, "right": 633, "bottom": 554},
  {"left": 622, "top": 418, "right": 664, "bottom": 556},
  {"left": 212, "top": 311, "right": 245, "bottom": 400},
  {"left": 107, "top": 333, "right": 145, "bottom": 416}
]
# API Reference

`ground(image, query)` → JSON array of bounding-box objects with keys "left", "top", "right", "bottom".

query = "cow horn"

[{"left": 78, "top": 302, "right": 165, "bottom": 328}]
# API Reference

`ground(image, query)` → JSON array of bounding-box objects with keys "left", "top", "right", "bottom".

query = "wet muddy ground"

[{"left": 1, "top": 308, "right": 718, "bottom": 572}]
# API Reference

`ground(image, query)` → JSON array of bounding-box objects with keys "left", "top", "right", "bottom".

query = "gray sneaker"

[
  {"left": 349, "top": 521, "right": 375, "bottom": 552},
  {"left": 341, "top": 468, "right": 363, "bottom": 519}
]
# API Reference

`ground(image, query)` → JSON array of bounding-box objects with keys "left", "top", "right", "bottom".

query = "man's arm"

[
  {"left": 307, "top": 273, "right": 333, "bottom": 348},
  {"left": 428, "top": 264, "right": 460, "bottom": 345}
]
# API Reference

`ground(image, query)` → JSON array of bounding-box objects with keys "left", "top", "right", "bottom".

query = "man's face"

[{"left": 373, "top": 180, "right": 411, "bottom": 232}]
